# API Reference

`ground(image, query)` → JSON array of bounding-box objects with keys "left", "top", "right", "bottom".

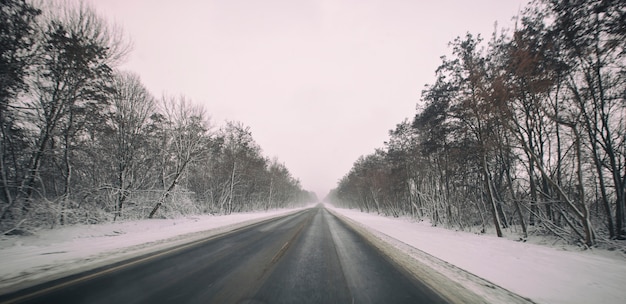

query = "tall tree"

[
  {"left": 546, "top": 0, "right": 626, "bottom": 238},
  {"left": 149, "top": 95, "right": 210, "bottom": 218},
  {"left": 108, "top": 71, "right": 155, "bottom": 220},
  {"left": 2, "top": 0, "right": 128, "bottom": 226},
  {"left": 0, "top": 0, "right": 41, "bottom": 222},
  {"left": 216, "top": 121, "right": 261, "bottom": 214},
  {"left": 444, "top": 34, "right": 505, "bottom": 236}
]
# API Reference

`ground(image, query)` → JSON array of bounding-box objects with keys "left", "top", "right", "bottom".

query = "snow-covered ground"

[
  {"left": 0, "top": 206, "right": 308, "bottom": 294},
  {"left": 327, "top": 204, "right": 626, "bottom": 304},
  {"left": 2, "top": 204, "right": 625, "bottom": 303}
]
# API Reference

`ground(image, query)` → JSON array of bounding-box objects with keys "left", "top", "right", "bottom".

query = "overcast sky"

[{"left": 86, "top": 0, "right": 528, "bottom": 198}]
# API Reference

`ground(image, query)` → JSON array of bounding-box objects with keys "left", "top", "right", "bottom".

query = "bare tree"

[
  {"left": 6, "top": 0, "right": 129, "bottom": 222},
  {"left": 108, "top": 71, "right": 155, "bottom": 220},
  {"left": 546, "top": 0, "right": 626, "bottom": 238},
  {"left": 0, "top": 0, "right": 41, "bottom": 223},
  {"left": 148, "top": 95, "right": 210, "bottom": 218}
]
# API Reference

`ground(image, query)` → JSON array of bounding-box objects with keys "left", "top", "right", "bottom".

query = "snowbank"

[{"left": 327, "top": 204, "right": 626, "bottom": 304}]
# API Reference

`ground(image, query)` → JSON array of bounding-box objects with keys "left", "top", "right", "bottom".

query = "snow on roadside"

[
  {"left": 327, "top": 204, "right": 626, "bottom": 304},
  {"left": 0, "top": 207, "right": 308, "bottom": 293}
]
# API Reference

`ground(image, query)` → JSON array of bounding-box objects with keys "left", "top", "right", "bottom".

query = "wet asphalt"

[{"left": 1, "top": 207, "right": 447, "bottom": 304}]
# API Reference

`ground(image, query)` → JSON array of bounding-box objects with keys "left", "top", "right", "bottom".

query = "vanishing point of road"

[{"left": 1, "top": 206, "right": 450, "bottom": 304}]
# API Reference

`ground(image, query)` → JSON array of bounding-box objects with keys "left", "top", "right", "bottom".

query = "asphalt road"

[{"left": 1, "top": 206, "right": 448, "bottom": 304}]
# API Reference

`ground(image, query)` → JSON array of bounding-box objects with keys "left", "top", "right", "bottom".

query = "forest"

[
  {"left": 328, "top": 0, "right": 625, "bottom": 247},
  {"left": 0, "top": 0, "right": 316, "bottom": 233}
]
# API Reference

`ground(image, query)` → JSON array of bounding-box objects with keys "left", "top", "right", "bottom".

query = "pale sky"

[{"left": 86, "top": 0, "right": 527, "bottom": 198}]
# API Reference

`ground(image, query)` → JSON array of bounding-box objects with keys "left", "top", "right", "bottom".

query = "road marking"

[
  {"left": 272, "top": 241, "right": 292, "bottom": 264},
  {"left": 269, "top": 214, "right": 310, "bottom": 265}
]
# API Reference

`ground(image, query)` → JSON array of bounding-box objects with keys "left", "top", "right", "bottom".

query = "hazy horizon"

[{"left": 87, "top": 0, "right": 528, "bottom": 198}]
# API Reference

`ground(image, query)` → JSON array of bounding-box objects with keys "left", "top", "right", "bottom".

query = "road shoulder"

[{"left": 326, "top": 207, "right": 535, "bottom": 304}]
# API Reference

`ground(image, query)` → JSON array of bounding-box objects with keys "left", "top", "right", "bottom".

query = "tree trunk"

[
  {"left": 573, "top": 128, "right": 594, "bottom": 246},
  {"left": 60, "top": 112, "right": 74, "bottom": 226},
  {"left": 520, "top": 124, "right": 594, "bottom": 246},
  {"left": 506, "top": 166, "right": 527, "bottom": 238},
  {"left": 527, "top": 148, "right": 538, "bottom": 225},
  {"left": 483, "top": 155, "right": 503, "bottom": 237},
  {"left": 0, "top": 121, "right": 15, "bottom": 220},
  {"left": 148, "top": 159, "right": 190, "bottom": 218},
  {"left": 228, "top": 160, "right": 236, "bottom": 215},
  {"left": 570, "top": 78, "right": 617, "bottom": 238},
  {"left": 266, "top": 176, "right": 273, "bottom": 211}
]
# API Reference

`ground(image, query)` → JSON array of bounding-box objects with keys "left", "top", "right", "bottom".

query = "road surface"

[{"left": 1, "top": 206, "right": 449, "bottom": 304}]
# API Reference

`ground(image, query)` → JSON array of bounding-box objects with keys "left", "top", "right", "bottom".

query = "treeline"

[
  {"left": 328, "top": 0, "right": 625, "bottom": 246},
  {"left": 0, "top": 0, "right": 315, "bottom": 232}
]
